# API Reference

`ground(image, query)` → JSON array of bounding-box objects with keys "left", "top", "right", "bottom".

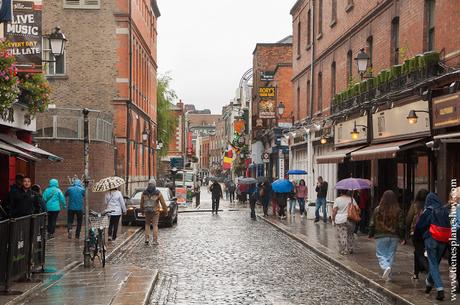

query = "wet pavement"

[{"left": 109, "top": 190, "right": 393, "bottom": 305}]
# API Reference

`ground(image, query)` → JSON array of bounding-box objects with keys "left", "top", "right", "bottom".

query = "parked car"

[{"left": 122, "top": 187, "right": 178, "bottom": 227}]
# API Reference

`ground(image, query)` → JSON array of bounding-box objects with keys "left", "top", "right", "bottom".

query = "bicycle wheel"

[{"left": 98, "top": 228, "right": 106, "bottom": 267}]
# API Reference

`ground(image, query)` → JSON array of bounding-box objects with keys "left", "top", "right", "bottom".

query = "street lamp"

[
  {"left": 45, "top": 27, "right": 67, "bottom": 58},
  {"left": 350, "top": 121, "right": 367, "bottom": 140},
  {"left": 406, "top": 109, "right": 429, "bottom": 124},
  {"left": 355, "top": 48, "right": 370, "bottom": 79},
  {"left": 320, "top": 136, "right": 327, "bottom": 144},
  {"left": 142, "top": 128, "right": 149, "bottom": 142},
  {"left": 170, "top": 167, "right": 178, "bottom": 196}
]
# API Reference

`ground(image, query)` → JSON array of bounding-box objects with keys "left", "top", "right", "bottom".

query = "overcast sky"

[{"left": 157, "top": 0, "right": 295, "bottom": 114}]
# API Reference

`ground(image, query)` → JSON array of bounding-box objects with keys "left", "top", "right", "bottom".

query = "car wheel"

[{"left": 174, "top": 211, "right": 178, "bottom": 224}]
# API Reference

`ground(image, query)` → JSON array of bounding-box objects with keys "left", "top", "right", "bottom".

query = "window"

[
  {"left": 42, "top": 38, "right": 66, "bottom": 76},
  {"left": 318, "top": 0, "right": 323, "bottom": 36},
  {"left": 307, "top": 80, "right": 311, "bottom": 118},
  {"left": 331, "top": 62, "right": 336, "bottom": 97},
  {"left": 297, "top": 22, "right": 301, "bottom": 56},
  {"left": 425, "top": 0, "right": 435, "bottom": 51},
  {"left": 391, "top": 18, "right": 399, "bottom": 64},
  {"left": 347, "top": 50, "right": 353, "bottom": 85},
  {"left": 297, "top": 86, "right": 300, "bottom": 121},
  {"left": 318, "top": 72, "right": 323, "bottom": 112},
  {"left": 331, "top": 0, "right": 337, "bottom": 26},
  {"left": 63, "top": 0, "right": 100, "bottom": 9},
  {"left": 366, "top": 36, "right": 374, "bottom": 69},
  {"left": 307, "top": 9, "right": 311, "bottom": 46}
]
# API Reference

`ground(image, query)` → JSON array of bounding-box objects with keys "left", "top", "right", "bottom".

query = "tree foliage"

[{"left": 157, "top": 74, "right": 178, "bottom": 157}]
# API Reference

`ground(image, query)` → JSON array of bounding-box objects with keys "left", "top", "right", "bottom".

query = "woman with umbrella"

[
  {"left": 272, "top": 179, "right": 294, "bottom": 220},
  {"left": 93, "top": 177, "right": 127, "bottom": 241}
]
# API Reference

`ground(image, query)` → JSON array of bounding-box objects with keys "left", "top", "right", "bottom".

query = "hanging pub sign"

[
  {"left": 259, "top": 87, "right": 276, "bottom": 97},
  {"left": 259, "top": 99, "right": 276, "bottom": 119},
  {"left": 260, "top": 71, "right": 275, "bottom": 82},
  {"left": 433, "top": 93, "right": 460, "bottom": 129},
  {"left": 4, "top": 0, "right": 42, "bottom": 73}
]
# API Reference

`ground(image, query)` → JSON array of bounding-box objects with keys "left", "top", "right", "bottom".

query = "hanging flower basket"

[
  {"left": 0, "top": 42, "right": 20, "bottom": 113},
  {"left": 18, "top": 73, "right": 51, "bottom": 117}
]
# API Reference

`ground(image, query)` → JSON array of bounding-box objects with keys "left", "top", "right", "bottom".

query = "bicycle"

[{"left": 88, "top": 209, "right": 113, "bottom": 267}]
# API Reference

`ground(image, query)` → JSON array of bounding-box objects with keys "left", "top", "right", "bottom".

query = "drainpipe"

[
  {"left": 125, "top": 0, "right": 133, "bottom": 195},
  {"left": 307, "top": 0, "right": 316, "bottom": 204}
]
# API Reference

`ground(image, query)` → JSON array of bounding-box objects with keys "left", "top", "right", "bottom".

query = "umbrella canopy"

[
  {"left": 335, "top": 178, "right": 371, "bottom": 191},
  {"left": 272, "top": 179, "right": 293, "bottom": 193},
  {"left": 92, "top": 176, "right": 125, "bottom": 193},
  {"left": 287, "top": 169, "right": 308, "bottom": 175},
  {"left": 238, "top": 177, "right": 258, "bottom": 185}
]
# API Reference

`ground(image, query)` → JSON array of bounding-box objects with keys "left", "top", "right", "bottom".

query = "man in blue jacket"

[
  {"left": 415, "top": 192, "right": 450, "bottom": 301},
  {"left": 65, "top": 179, "right": 85, "bottom": 239}
]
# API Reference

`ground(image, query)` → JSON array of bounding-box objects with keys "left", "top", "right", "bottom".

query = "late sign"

[{"left": 259, "top": 87, "right": 276, "bottom": 97}]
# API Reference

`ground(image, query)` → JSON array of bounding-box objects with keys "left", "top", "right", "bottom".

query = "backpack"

[
  {"left": 428, "top": 206, "right": 451, "bottom": 243},
  {"left": 144, "top": 194, "right": 160, "bottom": 213}
]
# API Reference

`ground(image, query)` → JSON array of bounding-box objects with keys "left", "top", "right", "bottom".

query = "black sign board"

[
  {"left": 5, "top": 0, "right": 42, "bottom": 73},
  {"left": 261, "top": 71, "right": 275, "bottom": 82}
]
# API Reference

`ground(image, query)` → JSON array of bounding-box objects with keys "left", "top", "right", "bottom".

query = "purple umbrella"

[{"left": 335, "top": 178, "right": 372, "bottom": 190}]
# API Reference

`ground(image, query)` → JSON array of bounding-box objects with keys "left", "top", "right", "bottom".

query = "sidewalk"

[
  {"left": 0, "top": 225, "right": 146, "bottom": 305},
  {"left": 259, "top": 213, "right": 455, "bottom": 305}
]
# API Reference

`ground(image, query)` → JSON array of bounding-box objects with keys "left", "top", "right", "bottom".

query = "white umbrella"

[{"left": 92, "top": 176, "right": 125, "bottom": 192}]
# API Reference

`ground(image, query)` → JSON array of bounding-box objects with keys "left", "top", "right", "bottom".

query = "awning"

[
  {"left": 0, "top": 134, "right": 62, "bottom": 161},
  {"left": 0, "top": 141, "right": 39, "bottom": 161},
  {"left": 316, "top": 146, "right": 365, "bottom": 164},
  {"left": 350, "top": 138, "right": 424, "bottom": 161}
]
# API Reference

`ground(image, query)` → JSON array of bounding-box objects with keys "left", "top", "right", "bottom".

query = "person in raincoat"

[
  {"left": 105, "top": 187, "right": 127, "bottom": 241},
  {"left": 248, "top": 184, "right": 259, "bottom": 220},
  {"left": 43, "top": 179, "right": 66, "bottom": 239},
  {"left": 65, "top": 179, "right": 85, "bottom": 239},
  {"left": 415, "top": 193, "right": 450, "bottom": 301},
  {"left": 140, "top": 178, "right": 167, "bottom": 245}
]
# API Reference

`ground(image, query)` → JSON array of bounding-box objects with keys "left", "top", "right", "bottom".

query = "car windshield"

[{"left": 132, "top": 191, "right": 143, "bottom": 200}]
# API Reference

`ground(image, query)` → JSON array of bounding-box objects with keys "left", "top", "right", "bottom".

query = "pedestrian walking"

[
  {"left": 415, "top": 192, "right": 451, "bottom": 301},
  {"left": 249, "top": 184, "right": 258, "bottom": 220},
  {"left": 194, "top": 181, "right": 201, "bottom": 207},
  {"left": 276, "top": 192, "right": 288, "bottom": 219},
  {"left": 9, "top": 176, "right": 43, "bottom": 218},
  {"left": 296, "top": 179, "right": 308, "bottom": 218},
  {"left": 357, "top": 189, "right": 370, "bottom": 233},
  {"left": 43, "top": 179, "right": 66, "bottom": 239},
  {"left": 228, "top": 181, "right": 236, "bottom": 203},
  {"left": 332, "top": 190, "right": 358, "bottom": 255},
  {"left": 314, "top": 176, "right": 328, "bottom": 223},
  {"left": 105, "top": 187, "right": 127, "bottom": 241},
  {"left": 288, "top": 181, "right": 297, "bottom": 216},
  {"left": 140, "top": 179, "right": 167, "bottom": 245},
  {"left": 209, "top": 180, "right": 223, "bottom": 215},
  {"left": 31, "top": 184, "right": 46, "bottom": 214},
  {"left": 65, "top": 179, "right": 85, "bottom": 239},
  {"left": 368, "top": 190, "right": 405, "bottom": 281},
  {"left": 406, "top": 188, "right": 429, "bottom": 280},
  {"left": 260, "top": 179, "right": 271, "bottom": 217}
]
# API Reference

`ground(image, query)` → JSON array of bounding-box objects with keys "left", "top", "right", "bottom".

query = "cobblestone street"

[{"left": 109, "top": 192, "right": 393, "bottom": 305}]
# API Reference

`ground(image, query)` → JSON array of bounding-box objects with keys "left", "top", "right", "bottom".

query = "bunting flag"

[
  {"left": 223, "top": 145, "right": 233, "bottom": 170},
  {"left": 0, "top": 0, "right": 13, "bottom": 22}
]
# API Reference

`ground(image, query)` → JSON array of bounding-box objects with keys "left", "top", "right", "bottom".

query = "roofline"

[
  {"left": 252, "top": 42, "right": 293, "bottom": 55},
  {"left": 151, "top": 0, "right": 161, "bottom": 17},
  {"left": 290, "top": 0, "right": 306, "bottom": 15}
]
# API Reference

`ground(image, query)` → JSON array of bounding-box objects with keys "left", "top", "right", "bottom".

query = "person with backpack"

[
  {"left": 248, "top": 184, "right": 259, "bottom": 220},
  {"left": 140, "top": 179, "right": 167, "bottom": 245},
  {"left": 43, "top": 179, "right": 66, "bottom": 239},
  {"left": 65, "top": 179, "right": 85, "bottom": 239},
  {"left": 260, "top": 179, "right": 271, "bottom": 217},
  {"left": 415, "top": 192, "right": 451, "bottom": 301},
  {"left": 368, "top": 190, "right": 405, "bottom": 281},
  {"left": 406, "top": 189, "right": 429, "bottom": 280}
]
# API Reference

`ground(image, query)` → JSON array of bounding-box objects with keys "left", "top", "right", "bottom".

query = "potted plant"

[
  {"left": 18, "top": 73, "right": 51, "bottom": 118},
  {"left": 0, "top": 42, "right": 20, "bottom": 114}
]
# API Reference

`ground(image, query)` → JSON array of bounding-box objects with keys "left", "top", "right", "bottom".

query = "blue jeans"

[
  {"left": 375, "top": 237, "right": 399, "bottom": 271},
  {"left": 425, "top": 237, "right": 447, "bottom": 290},
  {"left": 289, "top": 199, "right": 297, "bottom": 214},
  {"left": 315, "top": 197, "right": 327, "bottom": 222},
  {"left": 297, "top": 198, "right": 305, "bottom": 215}
]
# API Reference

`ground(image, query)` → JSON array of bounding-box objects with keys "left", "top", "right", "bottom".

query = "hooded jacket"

[
  {"left": 43, "top": 179, "right": 66, "bottom": 212},
  {"left": 65, "top": 179, "right": 85, "bottom": 211},
  {"left": 415, "top": 193, "right": 450, "bottom": 241}
]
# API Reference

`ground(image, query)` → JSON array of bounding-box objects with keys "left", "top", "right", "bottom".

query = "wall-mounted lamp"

[
  {"left": 406, "top": 109, "right": 429, "bottom": 124},
  {"left": 350, "top": 121, "right": 367, "bottom": 140}
]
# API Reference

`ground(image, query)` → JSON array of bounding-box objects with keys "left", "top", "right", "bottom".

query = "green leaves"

[{"left": 157, "top": 74, "right": 178, "bottom": 157}]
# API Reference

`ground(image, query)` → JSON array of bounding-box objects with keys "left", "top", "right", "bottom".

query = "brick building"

[
  {"left": 289, "top": 0, "right": 460, "bottom": 210},
  {"left": 36, "top": 0, "right": 161, "bottom": 214},
  {"left": 250, "top": 36, "right": 293, "bottom": 180}
]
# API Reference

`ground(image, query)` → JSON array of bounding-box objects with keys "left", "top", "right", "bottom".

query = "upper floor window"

[
  {"left": 318, "top": 0, "right": 323, "bottom": 36},
  {"left": 42, "top": 38, "right": 66, "bottom": 76},
  {"left": 306, "top": 80, "right": 311, "bottom": 118},
  {"left": 318, "top": 72, "right": 323, "bottom": 112},
  {"left": 63, "top": 0, "right": 100, "bottom": 9},
  {"left": 347, "top": 50, "right": 353, "bottom": 85},
  {"left": 425, "top": 0, "right": 435, "bottom": 51},
  {"left": 331, "top": 0, "right": 337, "bottom": 26},
  {"left": 391, "top": 18, "right": 399, "bottom": 64},
  {"left": 307, "top": 9, "right": 312, "bottom": 46},
  {"left": 366, "top": 36, "right": 374, "bottom": 69},
  {"left": 297, "top": 21, "right": 302, "bottom": 56},
  {"left": 296, "top": 86, "right": 300, "bottom": 121},
  {"left": 331, "top": 62, "right": 336, "bottom": 97}
]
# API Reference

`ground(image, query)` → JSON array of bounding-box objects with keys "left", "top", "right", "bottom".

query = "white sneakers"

[{"left": 382, "top": 267, "right": 392, "bottom": 281}]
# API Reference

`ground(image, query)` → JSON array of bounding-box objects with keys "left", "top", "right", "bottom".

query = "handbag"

[{"left": 347, "top": 201, "right": 361, "bottom": 222}]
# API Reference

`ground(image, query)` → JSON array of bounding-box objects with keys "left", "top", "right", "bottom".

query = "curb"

[
  {"left": 178, "top": 209, "right": 223, "bottom": 213},
  {"left": 143, "top": 270, "right": 159, "bottom": 305},
  {"left": 258, "top": 215, "right": 415, "bottom": 305},
  {"left": 6, "top": 227, "right": 142, "bottom": 305}
]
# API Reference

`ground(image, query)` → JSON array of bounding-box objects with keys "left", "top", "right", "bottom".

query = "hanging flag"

[
  {"left": 0, "top": 0, "right": 13, "bottom": 23},
  {"left": 223, "top": 145, "right": 233, "bottom": 170}
]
